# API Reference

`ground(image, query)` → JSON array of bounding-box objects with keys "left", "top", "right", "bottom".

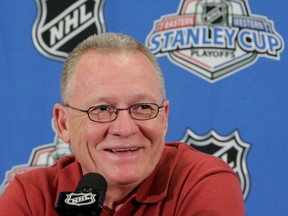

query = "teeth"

[{"left": 111, "top": 148, "right": 138, "bottom": 153}]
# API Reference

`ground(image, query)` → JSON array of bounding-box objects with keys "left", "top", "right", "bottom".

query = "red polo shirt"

[{"left": 0, "top": 142, "right": 245, "bottom": 215}]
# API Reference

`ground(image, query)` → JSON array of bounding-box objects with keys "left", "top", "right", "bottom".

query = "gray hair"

[{"left": 61, "top": 33, "right": 166, "bottom": 103}]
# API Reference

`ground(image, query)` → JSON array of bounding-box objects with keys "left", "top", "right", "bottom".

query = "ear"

[
  {"left": 162, "top": 100, "right": 170, "bottom": 136},
  {"left": 53, "top": 103, "right": 70, "bottom": 143}
]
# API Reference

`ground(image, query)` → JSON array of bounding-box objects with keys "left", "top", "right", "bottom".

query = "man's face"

[{"left": 55, "top": 50, "right": 169, "bottom": 188}]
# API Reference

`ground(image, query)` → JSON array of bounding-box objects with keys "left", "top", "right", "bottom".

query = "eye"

[
  {"left": 132, "top": 103, "right": 154, "bottom": 111},
  {"left": 90, "top": 105, "right": 115, "bottom": 113},
  {"left": 98, "top": 105, "right": 111, "bottom": 111}
]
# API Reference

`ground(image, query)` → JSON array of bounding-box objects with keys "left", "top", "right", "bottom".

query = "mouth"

[{"left": 106, "top": 147, "right": 140, "bottom": 154}]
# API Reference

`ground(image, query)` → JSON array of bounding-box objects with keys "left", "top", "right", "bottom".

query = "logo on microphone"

[
  {"left": 65, "top": 192, "right": 97, "bottom": 206},
  {"left": 32, "top": 0, "right": 106, "bottom": 61},
  {"left": 146, "top": 0, "right": 284, "bottom": 82}
]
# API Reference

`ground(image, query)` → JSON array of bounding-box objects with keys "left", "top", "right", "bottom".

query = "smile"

[{"left": 108, "top": 148, "right": 140, "bottom": 154}]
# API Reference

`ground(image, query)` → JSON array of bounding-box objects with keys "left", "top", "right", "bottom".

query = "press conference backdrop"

[{"left": 0, "top": 0, "right": 286, "bottom": 214}]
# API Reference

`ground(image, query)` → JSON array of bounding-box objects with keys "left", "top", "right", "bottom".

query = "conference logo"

[
  {"left": 32, "top": 0, "right": 106, "bottom": 61},
  {"left": 180, "top": 128, "right": 251, "bottom": 199},
  {"left": 146, "top": 0, "right": 284, "bottom": 82},
  {"left": 0, "top": 119, "right": 72, "bottom": 194}
]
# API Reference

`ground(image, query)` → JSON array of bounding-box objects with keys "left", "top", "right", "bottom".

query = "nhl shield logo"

[
  {"left": 32, "top": 0, "right": 106, "bottom": 61},
  {"left": 65, "top": 192, "right": 96, "bottom": 206},
  {"left": 180, "top": 128, "right": 251, "bottom": 199},
  {"left": 146, "top": 0, "right": 284, "bottom": 82}
]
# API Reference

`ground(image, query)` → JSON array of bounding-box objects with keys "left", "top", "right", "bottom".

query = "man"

[{"left": 0, "top": 33, "right": 245, "bottom": 215}]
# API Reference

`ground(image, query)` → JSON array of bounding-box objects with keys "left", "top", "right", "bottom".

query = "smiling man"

[{"left": 0, "top": 33, "right": 245, "bottom": 215}]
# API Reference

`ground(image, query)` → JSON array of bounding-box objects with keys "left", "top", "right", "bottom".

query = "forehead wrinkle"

[{"left": 68, "top": 52, "right": 164, "bottom": 105}]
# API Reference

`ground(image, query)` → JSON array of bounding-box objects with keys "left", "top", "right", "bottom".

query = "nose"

[{"left": 108, "top": 109, "right": 139, "bottom": 137}]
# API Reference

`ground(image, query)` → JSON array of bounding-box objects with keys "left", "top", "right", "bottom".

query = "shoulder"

[
  {"left": 163, "top": 142, "right": 238, "bottom": 187},
  {"left": 162, "top": 143, "right": 245, "bottom": 215},
  {"left": 8, "top": 155, "right": 81, "bottom": 194},
  {"left": 0, "top": 155, "right": 82, "bottom": 215},
  {"left": 164, "top": 142, "right": 232, "bottom": 172},
  {"left": 17, "top": 155, "right": 77, "bottom": 179}
]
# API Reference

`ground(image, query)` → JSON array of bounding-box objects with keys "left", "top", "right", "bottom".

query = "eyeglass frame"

[{"left": 63, "top": 102, "right": 165, "bottom": 123}]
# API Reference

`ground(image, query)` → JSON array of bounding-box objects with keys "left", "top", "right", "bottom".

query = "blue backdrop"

[{"left": 0, "top": 1, "right": 287, "bottom": 215}]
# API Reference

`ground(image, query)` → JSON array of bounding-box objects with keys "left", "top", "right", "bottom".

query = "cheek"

[
  {"left": 69, "top": 122, "right": 109, "bottom": 172},
  {"left": 139, "top": 120, "right": 166, "bottom": 144},
  {"left": 80, "top": 123, "right": 108, "bottom": 148},
  {"left": 68, "top": 120, "right": 106, "bottom": 152}
]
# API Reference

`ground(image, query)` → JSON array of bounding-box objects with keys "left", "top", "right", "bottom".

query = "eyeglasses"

[{"left": 64, "top": 103, "right": 164, "bottom": 123}]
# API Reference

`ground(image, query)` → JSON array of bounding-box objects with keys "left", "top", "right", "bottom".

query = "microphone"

[{"left": 56, "top": 173, "right": 107, "bottom": 216}]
